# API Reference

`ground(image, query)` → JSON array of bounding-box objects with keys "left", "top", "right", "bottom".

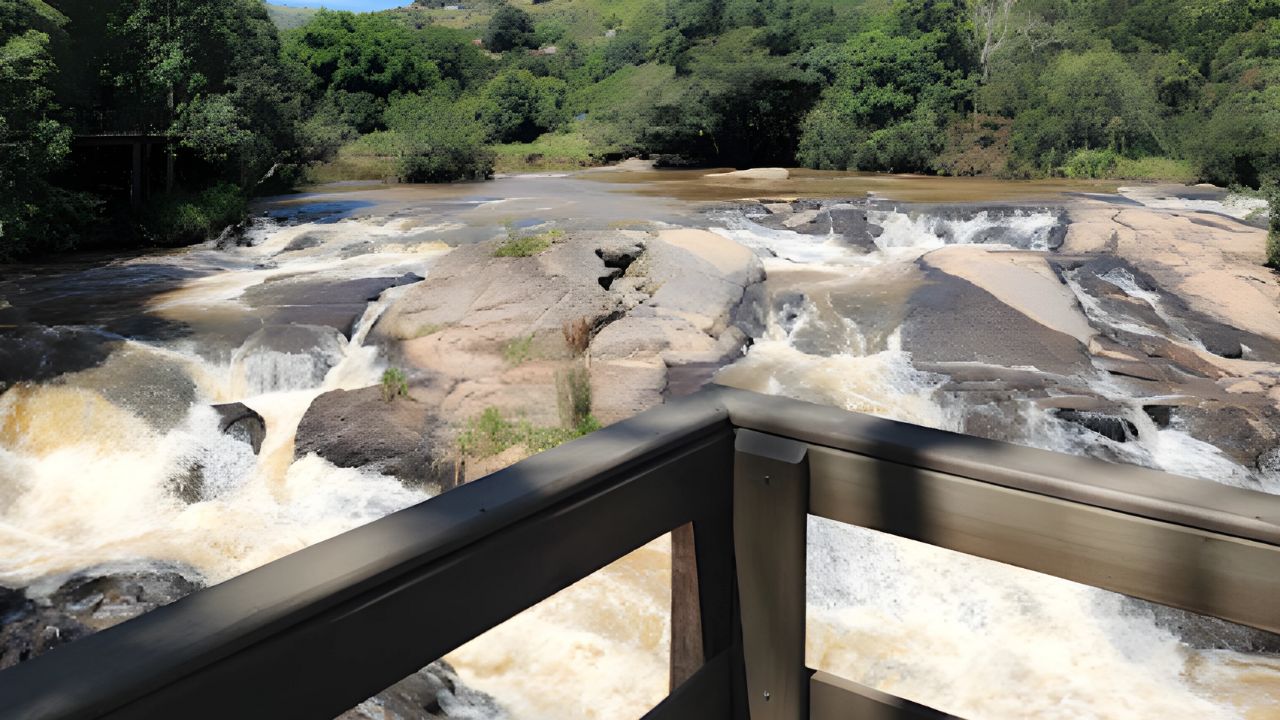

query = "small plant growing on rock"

[
  {"left": 556, "top": 364, "right": 593, "bottom": 429},
  {"left": 562, "top": 317, "right": 592, "bottom": 356},
  {"left": 494, "top": 227, "right": 564, "bottom": 258},
  {"left": 381, "top": 367, "right": 409, "bottom": 402},
  {"left": 503, "top": 334, "right": 535, "bottom": 365}
]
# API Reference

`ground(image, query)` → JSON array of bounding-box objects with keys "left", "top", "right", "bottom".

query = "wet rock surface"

[
  {"left": 1, "top": 566, "right": 204, "bottom": 670},
  {"left": 340, "top": 660, "right": 509, "bottom": 720},
  {"left": 59, "top": 345, "right": 198, "bottom": 432}
]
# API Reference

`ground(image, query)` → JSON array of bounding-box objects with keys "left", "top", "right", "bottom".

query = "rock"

[
  {"left": 1170, "top": 404, "right": 1280, "bottom": 471},
  {"left": 781, "top": 209, "right": 822, "bottom": 229},
  {"left": 294, "top": 386, "right": 452, "bottom": 489},
  {"left": 589, "top": 314, "right": 717, "bottom": 362},
  {"left": 590, "top": 358, "right": 668, "bottom": 425},
  {"left": 340, "top": 660, "right": 509, "bottom": 720},
  {"left": 705, "top": 168, "right": 790, "bottom": 180},
  {"left": 2, "top": 566, "right": 204, "bottom": 670},
  {"left": 215, "top": 222, "right": 250, "bottom": 249},
  {"left": 762, "top": 203, "right": 793, "bottom": 215},
  {"left": 902, "top": 269, "right": 1090, "bottom": 376},
  {"left": 643, "top": 229, "right": 765, "bottom": 336},
  {"left": 230, "top": 324, "right": 348, "bottom": 395},
  {"left": 242, "top": 275, "right": 425, "bottom": 338},
  {"left": 213, "top": 403, "right": 266, "bottom": 454},
  {"left": 375, "top": 238, "right": 621, "bottom": 362},
  {"left": 0, "top": 325, "right": 122, "bottom": 390},
  {"left": 1053, "top": 409, "right": 1138, "bottom": 443},
  {"left": 60, "top": 345, "right": 198, "bottom": 432},
  {"left": 1120, "top": 596, "right": 1280, "bottom": 654}
]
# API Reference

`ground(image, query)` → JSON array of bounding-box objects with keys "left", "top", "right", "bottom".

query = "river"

[{"left": 1, "top": 169, "right": 1278, "bottom": 718}]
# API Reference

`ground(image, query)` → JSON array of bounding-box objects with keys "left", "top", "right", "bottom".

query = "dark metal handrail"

[{"left": 1, "top": 386, "right": 1277, "bottom": 719}]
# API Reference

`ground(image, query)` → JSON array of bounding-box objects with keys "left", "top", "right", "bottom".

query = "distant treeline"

[{"left": 2, "top": 0, "right": 1278, "bottom": 259}]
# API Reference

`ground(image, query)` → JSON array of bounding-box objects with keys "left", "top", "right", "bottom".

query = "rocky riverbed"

[{"left": 1, "top": 171, "right": 1279, "bottom": 718}]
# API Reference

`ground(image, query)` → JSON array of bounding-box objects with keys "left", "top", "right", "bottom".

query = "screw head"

[{"left": 763, "top": 691, "right": 771, "bottom": 701}]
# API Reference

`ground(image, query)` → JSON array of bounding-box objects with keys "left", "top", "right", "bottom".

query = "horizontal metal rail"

[{"left": 2, "top": 386, "right": 1279, "bottom": 720}]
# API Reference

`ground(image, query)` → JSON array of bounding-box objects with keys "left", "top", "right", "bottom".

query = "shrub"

[
  {"left": 1062, "top": 149, "right": 1120, "bottom": 179},
  {"left": 556, "top": 364, "right": 592, "bottom": 429},
  {"left": 141, "top": 184, "right": 248, "bottom": 246},
  {"left": 384, "top": 94, "right": 494, "bottom": 183},
  {"left": 562, "top": 317, "right": 592, "bottom": 356},
  {"left": 380, "top": 367, "right": 409, "bottom": 402}
]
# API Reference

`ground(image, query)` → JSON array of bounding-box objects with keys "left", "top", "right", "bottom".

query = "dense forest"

[{"left": 1, "top": 0, "right": 1278, "bottom": 259}]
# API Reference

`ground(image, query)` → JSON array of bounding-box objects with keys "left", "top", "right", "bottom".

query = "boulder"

[
  {"left": 241, "top": 274, "right": 424, "bottom": 338},
  {"left": 0, "top": 325, "right": 121, "bottom": 391},
  {"left": 902, "top": 269, "right": 1090, "bottom": 376},
  {"left": 375, "top": 239, "right": 621, "bottom": 362},
  {"left": 1052, "top": 409, "right": 1139, "bottom": 443},
  {"left": 2, "top": 566, "right": 204, "bottom": 670},
  {"left": 230, "top": 324, "right": 348, "bottom": 395},
  {"left": 340, "top": 660, "right": 509, "bottom": 720},
  {"left": 294, "top": 386, "right": 452, "bottom": 489},
  {"left": 1170, "top": 403, "right": 1280, "bottom": 472},
  {"left": 60, "top": 345, "right": 198, "bottom": 432},
  {"left": 213, "top": 403, "right": 266, "bottom": 454}
]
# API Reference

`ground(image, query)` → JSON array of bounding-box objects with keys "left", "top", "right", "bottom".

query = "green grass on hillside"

[
  {"left": 493, "top": 132, "right": 601, "bottom": 172},
  {"left": 266, "top": 3, "right": 320, "bottom": 31}
]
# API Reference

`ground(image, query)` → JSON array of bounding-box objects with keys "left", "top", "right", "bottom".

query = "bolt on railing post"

[{"left": 735, "top": 429, "right": 810, "bottom": 720}]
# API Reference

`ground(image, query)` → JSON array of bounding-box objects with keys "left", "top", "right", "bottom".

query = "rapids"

[{"left": 1, "top": 174, "right": 1278, "bottom": 719}]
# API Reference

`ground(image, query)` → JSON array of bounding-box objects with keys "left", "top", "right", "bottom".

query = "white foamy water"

[
  {"left": 870, "top": 207, "right": 1063, "bottom": 252},
  {"left": 711, "top": 205, "right": 1280, "bottom": 719},
  {"left": 4, "top": 194, "right": 1279, "bottom": 720},
  {"left": 0, "top": 214, "right": 447, "bottom": 585}
]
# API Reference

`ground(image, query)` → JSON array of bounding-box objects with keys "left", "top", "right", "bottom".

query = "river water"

[{"left": 1, "top": 171, "right": 1278, "bottom": 718}]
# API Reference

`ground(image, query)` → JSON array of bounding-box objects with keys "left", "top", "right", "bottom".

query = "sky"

[{"left": 272, "top": 0, "right": 407, "bottom": 10}]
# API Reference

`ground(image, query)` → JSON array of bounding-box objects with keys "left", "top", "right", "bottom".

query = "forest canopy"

[{"left": 2, "top": 0, "right": 1279, "bottom": 259}]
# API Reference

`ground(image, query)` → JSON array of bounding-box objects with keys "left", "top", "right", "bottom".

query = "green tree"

[
  {"left": 485, "top": 3, "right": 535, "bottom": 52},
  {"left": 384, "top": 93, "right": 494, "bottom": 182},
  {"left": 0, "top": 0, "right": 88, "bottom": 258}
]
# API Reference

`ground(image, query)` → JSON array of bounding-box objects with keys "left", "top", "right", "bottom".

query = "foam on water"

[
  {"left": 871, "top": 207, "right": 1062, "bottom": 252},
  {"left": 711, "top": 204, "right": 1280, "bottom": 719}
]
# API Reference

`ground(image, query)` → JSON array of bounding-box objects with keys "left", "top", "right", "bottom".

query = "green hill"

[{"left": 267, "top": 4, "right": 320, "bottom": 31}]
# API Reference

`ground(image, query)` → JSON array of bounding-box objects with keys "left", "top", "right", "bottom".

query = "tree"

[
  {"left": 973, "top": 0, "right": 1016, "bottom": 83},
  {"left": 0, "top": 0, "right": 88, "bottom": 258},
  {"left": 485, "top": 3, "right": 534, "bottom": 52},
  {"left": 384, "top": 94, "right": 493, "bottom": 182}
]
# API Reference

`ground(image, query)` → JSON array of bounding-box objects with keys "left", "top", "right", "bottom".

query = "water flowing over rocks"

[
  {"left": 231, "top": 324, "right": 349, "bottom": 396},
  {"left": 59, "top": 344, "right": 198, "bottom": 432}
]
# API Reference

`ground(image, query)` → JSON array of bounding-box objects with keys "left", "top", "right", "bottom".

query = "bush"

[
  {"left": 140, "top": 184, "right": 248, "bottom": 246},
  {"left": 380, "top": 367, "right": 408, "bottom": 402},
  {"left": 1062, "top": 150, "right": 1198, "bottom": 182},
  {"left": 384, "top": 94, "right": 494, "bottom": 183},
  {"left": 1062, "top": 149, "right": 1120, "bottom": 179},
  {"left": 556, "top": 364, "right": 592, "bottom": 429}
]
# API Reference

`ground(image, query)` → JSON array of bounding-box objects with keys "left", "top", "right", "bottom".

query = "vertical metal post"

[{"left": 734, "top": 430, "right": 809, "bottom": 720}]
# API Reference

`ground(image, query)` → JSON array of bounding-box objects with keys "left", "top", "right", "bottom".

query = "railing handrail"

[{"left": 2, "top": 386, "right": 1278, "bottom": 720}]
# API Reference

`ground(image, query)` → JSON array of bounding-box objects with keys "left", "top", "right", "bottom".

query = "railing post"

[{"left": 735, "top": 430, "right": 809, "bottom": 720}]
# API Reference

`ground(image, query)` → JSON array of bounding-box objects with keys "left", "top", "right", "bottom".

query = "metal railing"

[{"left": 3, "top": 386, "right": 1279, "bottom": 719}]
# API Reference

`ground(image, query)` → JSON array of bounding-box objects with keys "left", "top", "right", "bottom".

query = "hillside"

[{"left": 267, "top": 3, "right": 320, "bottom": 30}]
